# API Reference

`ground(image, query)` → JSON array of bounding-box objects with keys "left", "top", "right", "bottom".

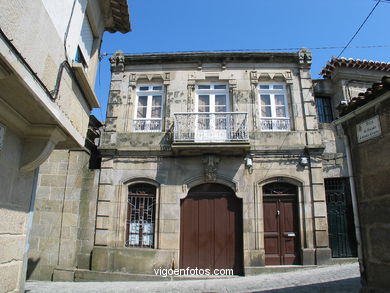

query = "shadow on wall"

[
  {"left": 252, "top": 277, "right": 361, "bottom": 293},
  {"left": 26, "top": 257, "right": 40, "bottom": 280}
]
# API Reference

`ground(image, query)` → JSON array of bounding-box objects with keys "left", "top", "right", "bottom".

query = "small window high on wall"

[
  {"left": 126, "top": 184, "right": 156, "bottom": 248},
  {"left": 315, "top": 96, "right": 333, "bottom": 123}
]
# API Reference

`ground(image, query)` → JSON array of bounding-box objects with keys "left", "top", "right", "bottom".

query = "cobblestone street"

[{"left": 25, "top": 263, "right": 360, "bottom": 293}]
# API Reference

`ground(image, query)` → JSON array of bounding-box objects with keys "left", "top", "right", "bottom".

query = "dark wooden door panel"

[
  {"left": 263, "top": 201, "right": 278, "bottom": 232},
  {"left": 180, "top": 184, "right": 243, "bottom": 274},
  {"left": 280, "top": 199, "right": 299, "bottom": 265},
  {"left": 198, "top": 198, "right": 213, "bottom": 269},
  {"left": 263, "top": 183, "right": 300, "bottom": 265},
  {"left": 180, "top": 198, "right": 198, "bottom": 268},
  {"left": 325, "top": 178, "right": 357, "bottom": 258},
  {"left": 214, "top": 197, "right": 229, "bottom": 270}
]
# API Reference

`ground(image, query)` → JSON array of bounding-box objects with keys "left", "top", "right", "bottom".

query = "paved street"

[{"left": 25, "top": 263, "right": 360, "bottom": 293}]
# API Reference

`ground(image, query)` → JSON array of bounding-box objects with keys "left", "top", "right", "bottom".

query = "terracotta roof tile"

[
  {"left": 337, "top": 76, "right": 390, "bottom": 116},
  {"left": 108, "top": 0, "right": 131, "bottom": 33},
  {"left": 320, "top": 57, "right": 390, "bottom": 78}
]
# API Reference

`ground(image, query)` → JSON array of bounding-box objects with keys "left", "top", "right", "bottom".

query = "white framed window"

[
  {"left": 134, "top": 85, "right": 164, "bottom": 132},
  {"left": 195, "top": 83, "right": 229, "bottom": 114},
  {"left": 193, "top": 83, "right": 230, "bottom": 141},
  {"left": 258, "top": 83, "right": 291, "bottom": 131}
]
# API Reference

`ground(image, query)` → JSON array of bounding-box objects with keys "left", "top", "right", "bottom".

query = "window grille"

[
  {"left": 315, "top": 96, "right": 333, "bottom": 123},
  {"left": 325, "top": 178, "right": 357, "bottom": 258},
  {"left": 126, "top": 184, "right": 156, "bottom": 248}
]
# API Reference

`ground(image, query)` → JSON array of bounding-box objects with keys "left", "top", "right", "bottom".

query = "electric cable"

[
  {"left": 99, "top": 44, "right": 390, "bottom": 58},
  {"left": 337, "top": 0, "right": 381, "bottom": 58}
]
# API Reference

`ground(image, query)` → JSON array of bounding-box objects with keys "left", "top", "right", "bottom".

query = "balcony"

[
  {"left": 260, "top": 118, "right": 291, "bottom": 131},
  {"left": 172, "top": 112, "right": 250, "bottom": 154},
  {"left": 133, "top": 119, "right": 162, "bottom": 132}
]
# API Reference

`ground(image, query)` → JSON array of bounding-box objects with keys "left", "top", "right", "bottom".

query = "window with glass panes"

[
  {"left": 126, "top": 184, "right": 156, "bottom": 248},
  {"left": 195, "top": 84, "right": 229, "bottom": 130},
  {"left": 134, "top": 85, "right": 164, "bottom": 131},
  {"left": 315, "top": 96, "right": 333, "bottom": 123},
  {"left": 258, "top": 83, "right": 290, "bottom": 131}
]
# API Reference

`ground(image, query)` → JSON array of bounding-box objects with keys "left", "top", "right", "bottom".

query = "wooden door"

[
  {"left": 180, "top": 184, "right": 243, "bottom": 274},
  {"left": 263, "top": 182, "right": 300, "bottom": 265}
]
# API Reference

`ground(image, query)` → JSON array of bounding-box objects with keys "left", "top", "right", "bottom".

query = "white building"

[{"left": 0, "top": 1, "right": 130, "bottom": 292}]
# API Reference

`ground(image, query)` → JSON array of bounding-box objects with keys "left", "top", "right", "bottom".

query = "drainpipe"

[{"left": 343, "top": 134, "right": 363, "bottom": 269}]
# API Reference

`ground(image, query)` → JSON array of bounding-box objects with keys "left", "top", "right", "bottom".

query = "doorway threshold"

[{"left": 245, "top": 265, "right": 316, "bottom": 275}]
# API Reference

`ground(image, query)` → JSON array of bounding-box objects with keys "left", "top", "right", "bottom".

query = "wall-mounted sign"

[
  {"left": 0, "top": 124, "right": 5, "bottom": 150},
  {"left": 357, "top": 115, "right": 382, "bottom": 143}
]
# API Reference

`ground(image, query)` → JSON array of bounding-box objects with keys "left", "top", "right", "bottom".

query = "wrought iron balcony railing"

[
  {"left": 260, "top": 118, "right": 291, "bottom": 131},
  {"left": 133, "top": 119, "right": 162, "bottom": 132},
  {"left": 174, "top": 112, "right": 248, "bottom": 142}
]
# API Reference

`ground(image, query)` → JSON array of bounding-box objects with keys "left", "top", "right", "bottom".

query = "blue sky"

[{"left": 93, "top": 0, "right": 390, "bottom": 121}]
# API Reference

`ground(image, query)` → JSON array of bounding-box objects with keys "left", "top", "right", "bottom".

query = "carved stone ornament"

[
  {"left": 110, "top": 50, "right": 125, "bottom": 72},
  {"left": 203, "top": 155, "right": 220, "bottom": 182},
  {"left": 298, "top": 48, "right": 312, "bottom": 64}
]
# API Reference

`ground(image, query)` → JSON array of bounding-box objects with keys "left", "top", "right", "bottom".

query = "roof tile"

[{"left": 320, "top": 57, "right": 390, "bottom": 78}]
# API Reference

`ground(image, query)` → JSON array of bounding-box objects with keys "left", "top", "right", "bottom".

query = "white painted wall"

[{"left": 41, "top": 0, "right": 75, "bottom": 42}]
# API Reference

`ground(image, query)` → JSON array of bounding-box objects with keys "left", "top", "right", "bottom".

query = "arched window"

[{"left": 126, "top": 183, "right": 156, "bottom": 248}]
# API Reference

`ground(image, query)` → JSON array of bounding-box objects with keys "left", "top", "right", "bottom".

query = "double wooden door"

[
  {"left": 180, "top": 183, "right": 243, "bottom": 274},
  {"left": 263, "top": 182, "right": 300, "bottom": 265}
]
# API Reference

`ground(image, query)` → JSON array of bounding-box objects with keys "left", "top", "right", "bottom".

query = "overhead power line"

[
  {"left": 100, "top": 44, "right": 390, "bottom": 57},
  {"left": 337, "top": 0, "right": 381, "bottom": 58}
]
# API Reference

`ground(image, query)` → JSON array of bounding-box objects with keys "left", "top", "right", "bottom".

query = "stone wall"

[
  {"left": 93, "top": 52, "right": 331, "bottom": 276},
  {"left": 341, "top": 94, "right": 390, "bottom": 292},
  {"left": 92, "top": 151, "right": 330, "bottom": 274},
  {"left": 27, "top": 150, "right": 99, "bottom": 281},
  {"left": 0, "top": 129, "right": 35, "bottom": 293}
]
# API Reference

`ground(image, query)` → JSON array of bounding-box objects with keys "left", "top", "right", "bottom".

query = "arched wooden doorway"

[
  {"left": 180, "top": 183, "right": 243, "bottom": 275},
  {"left": 263, "top": 182, "right": 300, "bottom": 265}
]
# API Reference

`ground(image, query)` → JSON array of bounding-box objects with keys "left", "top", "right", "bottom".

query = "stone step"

[
  {"left": 56, "top": 259, "right": 359, "bottom": 282},
  {"left": 72, "top": 269, "right": 240, "bottom": 282},
  {"left": 245, "top": 265, "right": 316, "bottom": 275}
]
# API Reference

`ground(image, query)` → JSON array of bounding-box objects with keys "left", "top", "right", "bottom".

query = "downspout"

[
  {"left": 64, "top": 0, "right": 77, "bottom": 61},
  {"left": 343, "top": 133, "right": 364, "bottom": 269}
]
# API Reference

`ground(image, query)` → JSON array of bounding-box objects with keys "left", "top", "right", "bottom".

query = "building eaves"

[
  {"left": 123, "top": 51, "right": 302, "bottom": 66},
  {"left": 336, "top": 76, "right": 390, "bottom": 117},
  {"left": 320, "top": 57, "right": 390, "bottom": 79},
  {"left": 105, "top": 0, "right": 131, "bottom": 33}
]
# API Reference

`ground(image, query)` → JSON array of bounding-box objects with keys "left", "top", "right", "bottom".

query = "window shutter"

[{"left": 78, "top": 15, "right": 94, "bottom": 64}]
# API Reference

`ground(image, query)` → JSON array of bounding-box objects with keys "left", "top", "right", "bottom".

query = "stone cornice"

[{"left": 123, "top": 51, "right": 302, "bottom": 66}]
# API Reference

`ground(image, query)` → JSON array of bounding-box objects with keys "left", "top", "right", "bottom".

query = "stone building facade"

[
  {"left": 27, "top": 117, "right": 102, "bottom": 281},
  {"left": 0, "top": 1, "right": 130, "bottom": 292},
  {"left": 92, "top": 49, "right": 333, "bottom": 275},
  {"left": 313, "top": 58, "right": 390, "bottom": 261},
  {"left": 334, "top": 76, "right": 390, "bottom": 293},
  {"left": 26, "top": 53, "right": 390, "bottom": 282}
]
